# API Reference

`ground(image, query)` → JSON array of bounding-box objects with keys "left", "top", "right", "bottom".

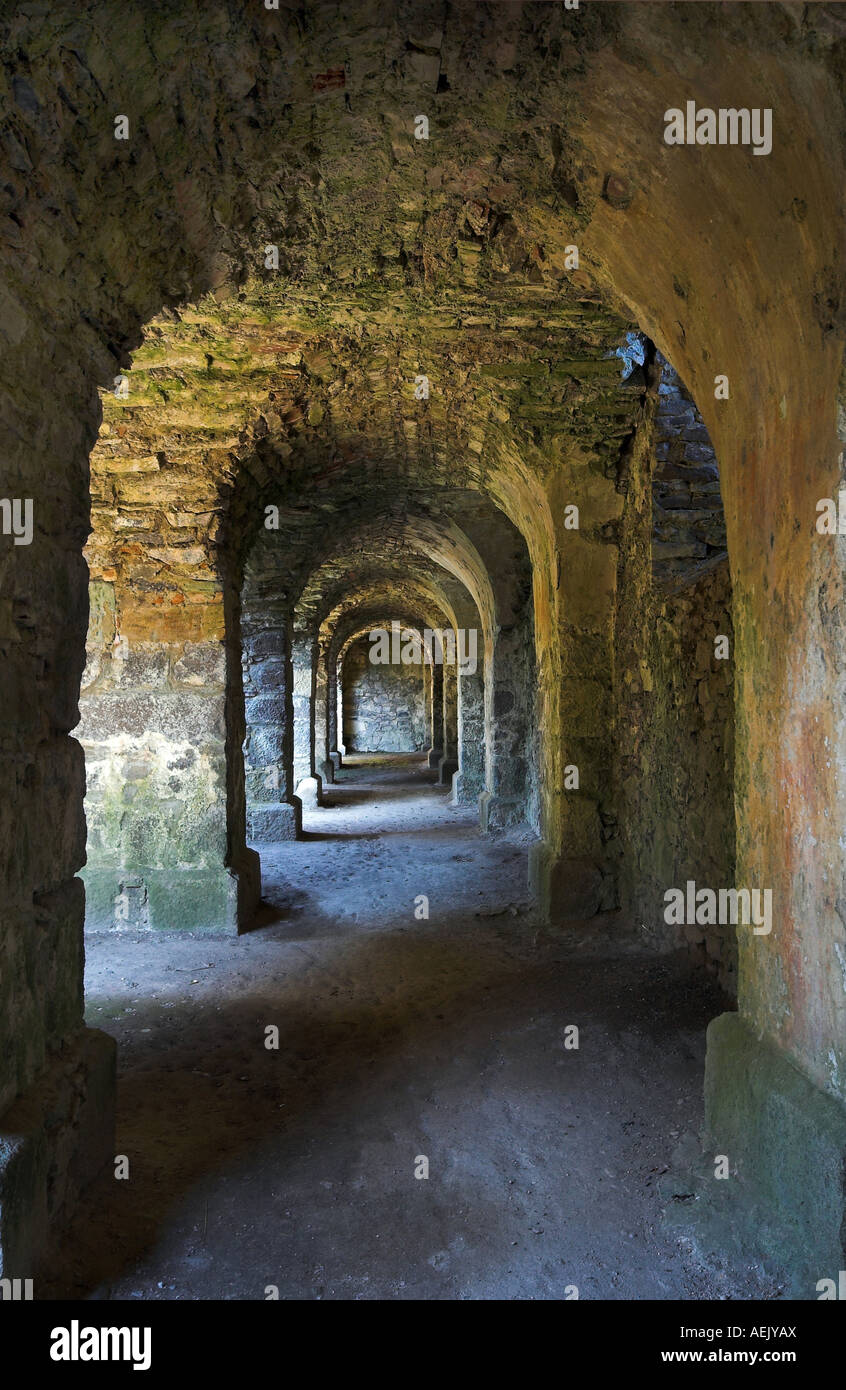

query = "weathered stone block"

[
  {"left": 247, "top": 800, "right": 301, "bottom": 842},
  {"left": 701, "top": 1013, "right": 846, "bottom": 1297},
  {"left": 79, "top": 691, "right": 225, "bottom": 743},
  {"left": 0, "top": 1027, "right": 115, "bottom": 1280},
  {"left": 529, "top": 840, "right": 606, "bottom": 922},
  {"left": 82, "top": 859, "right": 258, "bottom": 934},
  {"left": 244, "top": 694, "right": 287, "bottom": 726},
  {"left": 172, "top": 642, "right": 226, "bottom": 687},
  {"left": 246, "top": 658, "right": 286, "bottom": 693},
  {"left": 479, "top": 791, "right": 523, "bottom": 831}
]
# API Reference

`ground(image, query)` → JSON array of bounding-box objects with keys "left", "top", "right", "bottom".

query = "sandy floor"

[{"left": 46, "top": 755, "right": 779, "bottom": 1300}]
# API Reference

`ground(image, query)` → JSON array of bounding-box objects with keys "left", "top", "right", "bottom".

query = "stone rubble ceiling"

[
  {"left": 88, "top": 274, "right": 640, "bottom": 616},
  {"left": 58, "top": 0, "right": 793, "bottom": 625},
  {"left": 296, "top": 553, "right": 459, "bottom": 634}
]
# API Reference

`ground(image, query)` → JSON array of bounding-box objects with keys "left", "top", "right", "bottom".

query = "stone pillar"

[
  {"left": 422, "top": 657, "right": 433, "bottom": 751},
  {"left": 314, "top": 637, "right": 334, "bottom": 785},
  {"left": 528, "top": 482, "right": 621, "bottom": 922},
  {"left": 438, "top": 659, "right": 458, "bottom": 786},
  {"left": 452, "top": 666, "right": 486, "bottom": 805},
  {"left": 427, "top": 661, "right": 444, "bottom": 768},
  {"left": 335, "top": 674, "right": 345, "bottom": 760},
  {"left": 241, "top": 605, "right": 301, "bottom": 843},
  {"left": 79, "top": 587, "right": 261, "bottom": 931},
  {"left": 699, "top": 416, "right": 846, "bottom": 1293},
  {"left": 292, "top": 633, "right": 322, "bottom": 808},
  {"left": 478, "top": 619, "right": 533, "bottom": 831},
  {"left": 327, "top": 654, "right": 342, "bottom": 770},
  {"left": 0, "top": 391, "right": 116, "bottom": 1281}
]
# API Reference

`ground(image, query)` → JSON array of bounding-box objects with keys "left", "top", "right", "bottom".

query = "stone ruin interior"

[{"left": 1, "top": 0, "right": 845, "bottom": 1305}]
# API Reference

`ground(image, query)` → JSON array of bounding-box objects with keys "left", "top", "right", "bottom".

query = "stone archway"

[{"left": 1, "top": 2, "right": 844, "bottom": 1291}]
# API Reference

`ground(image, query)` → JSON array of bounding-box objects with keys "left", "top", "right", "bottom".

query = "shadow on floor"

[{"left": 48, "top": 754, "right": 758, "bottom": 1301}]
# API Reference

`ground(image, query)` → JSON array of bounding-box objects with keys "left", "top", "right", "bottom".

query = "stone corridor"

[
  {"left": 45, "top": 757, "right": 774, "bottom": 1301},
  {"left": 1, "top": 0, "right": 846, "bottom": 1306}
]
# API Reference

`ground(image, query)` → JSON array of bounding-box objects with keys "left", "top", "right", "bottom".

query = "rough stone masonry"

[{"left": 0, "top": 0, "right": 844, "bottom": 1299}]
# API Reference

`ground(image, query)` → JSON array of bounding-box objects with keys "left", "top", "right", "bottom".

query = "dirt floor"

[{"left": 45, "top": 755, "right": 781, "bottom": 1301}]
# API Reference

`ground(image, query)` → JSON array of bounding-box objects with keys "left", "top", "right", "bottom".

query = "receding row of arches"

[
  {"left": 77, "top": 325, "right": 736, "bottom": 976},
  {"left": 1, "top": 0, "right": 844, "bottom": 1298}
]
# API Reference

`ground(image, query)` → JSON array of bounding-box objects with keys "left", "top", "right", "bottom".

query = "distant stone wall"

[
  {"left": 652, "top": 353, "right": 727, "bottom": 583},
  {"left": 342, "top": 638, "right": 427, "bottom": 752}
]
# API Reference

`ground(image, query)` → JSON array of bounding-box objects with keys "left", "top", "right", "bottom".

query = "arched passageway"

[{"left": 1, "top": 1, "right": 845, "bottom": 1301}]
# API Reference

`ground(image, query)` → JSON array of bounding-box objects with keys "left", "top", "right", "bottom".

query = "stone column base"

[
  {"left": 450, "top": 770, "right": 482, "bottom": 806},
  {"left": 527, "top": 839, "right": 611, "bottom": 921},
  {"left": 295, "top": 775, "right": 323, "bottom": 810},
  {"left": 0, "top": 1027, "right": 116, "bottom": 1281},
  {"left": 234, "top": 847, "right": 262, "bottom": 930},
  {"left": 478, "top": 791, "right": 523, "bottom": 832},
  {"left": 318, "top": 758, "right": 335, "bottom": 785},
  {"left": 330, "top": 750, "right": 342, "bottom": 771},
  {"left": 82, "top": 850, "right": 261, "bottom": 934},
  {"left": 247, "top": 799, "right": 302, "bottom": 843},
  {"left": 437, "top": 756, "right": 458, "bottom": 787},
  {"left": 694, "top": 1012, "right": 846, "bottom": 1296},
  {"left": 427, "top": 747, "right": 443, "bottom": 769}
]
